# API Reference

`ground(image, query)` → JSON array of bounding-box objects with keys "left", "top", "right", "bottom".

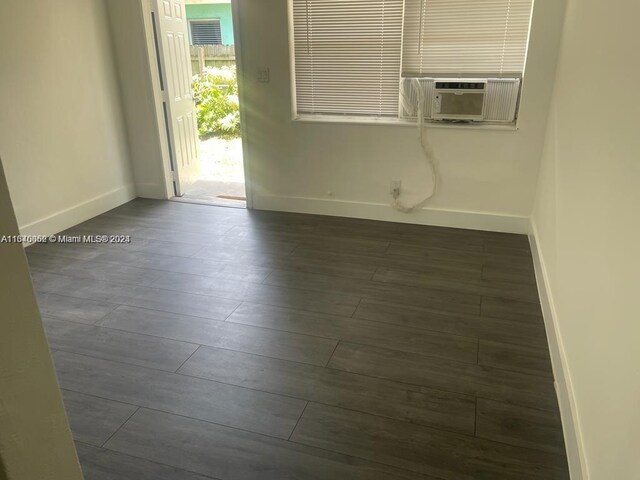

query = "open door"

[{"left": 153, "top": 0, "right": 200, "bottom": 196}]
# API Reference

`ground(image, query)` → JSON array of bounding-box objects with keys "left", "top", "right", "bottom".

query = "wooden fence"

[{"left": 190, "top": 45, "right": 236, "bottom": 74}]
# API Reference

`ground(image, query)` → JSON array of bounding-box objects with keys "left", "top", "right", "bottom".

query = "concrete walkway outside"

[{"left": 180, "top": 137, "right": 245, "bottom": 208}]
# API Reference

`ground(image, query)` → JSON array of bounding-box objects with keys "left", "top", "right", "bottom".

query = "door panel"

[{"left": 154, "top": 0, "right": 200, "bottom": 195}]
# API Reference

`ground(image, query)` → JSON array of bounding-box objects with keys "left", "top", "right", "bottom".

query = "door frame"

[
  {"left": 230, "top": 0, "right": 253, "bottom": 208},
  {"left": 140, "top": 0, "right": 253, "bottom": 207}
]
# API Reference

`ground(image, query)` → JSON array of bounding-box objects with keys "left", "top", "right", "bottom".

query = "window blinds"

[
  {"left": 292, "top": 0, "right": 404, "bottom": 116},
  {"left": 402, "top": 0, "right": 534, "bottom": 77}
]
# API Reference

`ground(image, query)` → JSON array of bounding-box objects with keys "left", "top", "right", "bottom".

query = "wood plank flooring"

[{"left": 27, "top": 199, "right": 569, "bottom": 480}]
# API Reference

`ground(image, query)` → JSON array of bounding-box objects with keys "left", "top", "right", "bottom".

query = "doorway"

[{"left": 150, "top": 0, "right": 247, "bottom": 208}]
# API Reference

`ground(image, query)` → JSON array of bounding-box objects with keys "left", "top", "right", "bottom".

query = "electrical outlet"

[
  {"left": 390, "top": 180, "right": 402, "bottom": 198},
  {"left": 256, "top": 67, "right": 270, "bottom": 83}
]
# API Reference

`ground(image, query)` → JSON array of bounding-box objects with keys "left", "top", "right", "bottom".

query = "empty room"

[{"left": 0, "top": 0, "right": 638, "bottom": 479}]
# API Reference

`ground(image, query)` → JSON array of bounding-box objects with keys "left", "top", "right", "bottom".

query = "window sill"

[{"left": 292, "top": 114, "right": 519, "bottom": 131}]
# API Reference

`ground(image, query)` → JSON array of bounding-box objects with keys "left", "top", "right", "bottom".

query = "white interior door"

[{"left": 154, "top": 0, "right": 200, "bottom": 196}]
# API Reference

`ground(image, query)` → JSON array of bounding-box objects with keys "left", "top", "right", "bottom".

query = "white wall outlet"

[
  {"left": 390, "top": 180, "right": 402, "bottom": 198},
  {"left": 256, "top": 67, "right": 270, "bottom": 83}
]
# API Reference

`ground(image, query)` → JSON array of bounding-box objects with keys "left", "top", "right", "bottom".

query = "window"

[
  {"left": 292, "top": 0, "right": 404, "bottom": 117},
  {"left": 190, "top": 19, "right": 222, "bottom": 45},
  {"left": 291, "top": 0, "right": 534, "bottom": 120},
  {"left": 402, "top": 0, "right": 534, "bottom": 77}
]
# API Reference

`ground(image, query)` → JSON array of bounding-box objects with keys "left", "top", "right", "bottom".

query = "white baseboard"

[
  {"left": 135, "top": 182, "right": 170, "bottom": 199},
  {"left": 19, "top": 184, "right": 136, "bottom": 237},
  {"left": 253, "top": 194, "right": 529, "bottom": 234},
  {"left": 529, "top": 222, "right": 587, "bottom": 479}
]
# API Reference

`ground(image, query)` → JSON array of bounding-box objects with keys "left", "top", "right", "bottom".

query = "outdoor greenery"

[{"left": 192, "top": 66, "right": 240, "bottom": 138}]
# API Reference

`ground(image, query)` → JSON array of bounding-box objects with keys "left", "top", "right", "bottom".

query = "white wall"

[
  {"left": 106, "top": 0, "right": 173, "bottom": 200},
  {"left": 0, "top": 0, "right": 136, "bottom": 236},
  {"left": 233, "top": 0, "right": 566, "bottom": 233},
  {"left": 530, "top": 0, "right": 640, "bottom": 477},
  {"left": 0, "top": 159, "right": 83, "bottom": 480}
]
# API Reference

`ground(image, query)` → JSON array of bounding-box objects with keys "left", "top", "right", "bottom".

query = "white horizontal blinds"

[
  {"left": 292, "top": 0, "right": 404, "bottom": 116},
  {"left": 402, "top": 0, "right": 534, "bottom": 76}
]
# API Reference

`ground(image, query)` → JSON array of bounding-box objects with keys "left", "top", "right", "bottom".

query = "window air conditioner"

[
  {"left": 433, "top": 80, "right": 487, "bottom": 121},
  {"left": 399, "top": 78, "right": 521, "bottom": 123}
]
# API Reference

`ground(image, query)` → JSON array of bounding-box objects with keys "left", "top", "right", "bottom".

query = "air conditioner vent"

[
  {"left": 400, "top": 77, "right": 521, "bottom": 123},
  {"left": 399, "top": 78, "right": 435, "bottom": 119},
  {"left": 484, "top": 79, "right": 521, "bottom": 122}
]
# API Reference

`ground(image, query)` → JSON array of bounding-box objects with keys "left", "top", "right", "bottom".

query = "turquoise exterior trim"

[{"left": 186, "top": 3, "right": 234, "bottom": 45}]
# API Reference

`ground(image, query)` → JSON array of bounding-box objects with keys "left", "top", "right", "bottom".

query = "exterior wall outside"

[{"left": 186, "top": 3, "right": 235, "bottom": 45}]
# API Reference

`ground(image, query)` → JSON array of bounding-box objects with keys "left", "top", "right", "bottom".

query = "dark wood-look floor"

[{"left": 27, "top": 199, "right": 569, "bottom": 480}]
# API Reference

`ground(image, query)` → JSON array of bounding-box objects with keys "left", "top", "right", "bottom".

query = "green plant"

[{"left": 192, "top": 66, "right": 240, "bottom": 138}]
